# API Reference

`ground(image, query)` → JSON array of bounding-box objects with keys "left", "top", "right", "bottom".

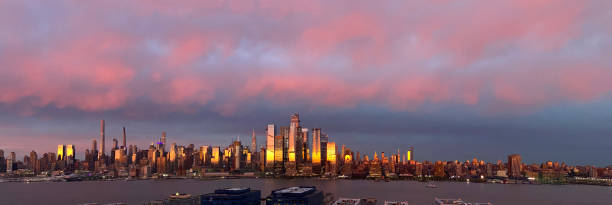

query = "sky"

[{"left": 0, "top": 0, "right": 611, "bottom": 166}]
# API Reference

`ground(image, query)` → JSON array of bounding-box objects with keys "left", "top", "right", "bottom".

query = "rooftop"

[
  {"left": 214, "top": 187, "right": 251, "bottom": 194},
  {"left": 333, "top": 198, "right": 361, "bottom": 205},
  {"left": 274, "top": 186, "right": 314, "bottom": 194},
  {"left": 225, "top": 187, "right": 248, "bottom": 191},
  {"left": 434, "top": 198, "right": 492, "bottom": 205},
  {"left": 333, "top": 198, "right": 378, "bottom": 205},
  {"left": 384, "top": 201, "right": 409, "bottom": 205}
]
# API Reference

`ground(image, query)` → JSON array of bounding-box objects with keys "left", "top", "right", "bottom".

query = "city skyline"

[
  {"left": 1, "top": 113, "right": 607, "bottom": 186},
  {"left": 0, "top": 115, "right": 609, "bottom": 167},
  {"left": 1, "top": 0, "right": 612, "bottom": 166}
]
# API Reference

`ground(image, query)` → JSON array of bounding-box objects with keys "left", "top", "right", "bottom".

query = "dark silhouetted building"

[
  {"left": 201, "top": 187, "right": 261, "bottom": 205},
  {"left": 265, "top": 186, "right": 323, "bottom": 205}
]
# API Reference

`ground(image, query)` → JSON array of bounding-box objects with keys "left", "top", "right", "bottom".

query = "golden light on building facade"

[
  {"left": 66, "top": 144, "right": 75, "bottom": 158},
  {"left": 211, "top": 147, "right": 220, "bottom": 165},
  {"left": 57, "top": 145, "right": 65, "bottom": 160},
  {"left": 327, "top": 142, "right": 336, "bottom": 166}
]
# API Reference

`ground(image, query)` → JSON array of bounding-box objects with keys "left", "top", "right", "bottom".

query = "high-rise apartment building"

[
  {"left": 312, "top": 128, "right": 321, "bottom": 166},
  {"left": 161, "top": 131, "right": 167, "bottom": 151},
  {"left": 320, "top": 134, "right": 328, "bottom": 166},
  {"left": 99, "top": 120, "right": 105, "bottom": 158},
  {"left": 113, "top": 138, "right": 118, "bottom": 150},
  {"left": 407, "top": 147, "right": 414, "bottom": 161},
  {"left": 169, "top": 143, "right": 177, "bottom": 162},
  {"left": 274, "top": 135, "right": 284, "bottom": 165},
  {"left": 288, "top": 113, "right": 300, "bottom": 162},
  {"left": 200, "top": 146, "right": 211, "bottom": 166},
  {"left": 122, "top": 126, "right": 127, "bottom": 149},
  {"left": 251, "top": 129, "right": 257, "bottom": 154},
  {"left": 266, "top": 124, "right": 275, "bottom": 169},
  {"left": 57, "top": 145, "right": 65, "bottom": 161},
  {"left": 230, "top": 140, "right": 242, "bottom": 171},
  {"left": 326, "top": 142, "right": 337, "bottom": 175},
  {"left": 66, "top": 144, "right": 75, "bottom": 159},
  {"left": 508, "top": 154, "right": 522, "bottom": 178},
  {"left": 6, "top": 152, "right": 14, "bottom": 173},
  {"left": 29, "top": 151, "right": 38, "bottom": 173},
  {"left": 211, "top": 147, "right": 220, "bottom": 166},
  {"left": 301, "top": 128, "right": 309, "bottom": 162},
  {"left": 280, "top": 126, "right": 289, "bottom": 163},
  {"left": 92, "top": 140, "right": 97, "bottom": 152}
]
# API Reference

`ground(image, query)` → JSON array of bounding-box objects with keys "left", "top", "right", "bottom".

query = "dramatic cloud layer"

[{"left": 0, "top": 0, "right": 611, "bottom": 165}]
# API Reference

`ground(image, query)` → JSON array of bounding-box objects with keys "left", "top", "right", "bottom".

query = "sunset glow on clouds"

[
  {"left": 1, "top": 0, "right": 610, "bottom": 115},
  {"left": 1, "top": 0, "right": 612, "bottom": 164}
]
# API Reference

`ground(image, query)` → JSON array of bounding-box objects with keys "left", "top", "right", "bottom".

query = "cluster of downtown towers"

[
  {"left": 72, "top": 113, "right": 416, "bottom": 177},
  {"left": 0, "top": 113, "right": 414, "bottom": 178}
]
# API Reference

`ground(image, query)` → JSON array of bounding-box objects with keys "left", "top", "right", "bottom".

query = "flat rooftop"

[
  {"left": 274, "top": 186, "right": 314, "bottom": 194},
  {"left": 223, "top": 187, "right": 249, "bottom": 191},
  {"left": 211, "top": 187, "right": 253, "bottom": 195},
  {"left": 384, "top": 201, "right": 409, "bottom": 205},
  {"left": 435, "top": 198, "right": 468, "bottom": 205},
  {"left": 333, "top": 198, "right": 361, "bottom": 205}
]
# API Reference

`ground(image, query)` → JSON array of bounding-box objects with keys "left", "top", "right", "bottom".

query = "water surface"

[{"left": 0, "top": 179, "right": 610, "bottom": 205}]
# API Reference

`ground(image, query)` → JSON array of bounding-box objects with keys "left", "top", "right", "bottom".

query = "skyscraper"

[
  {"left": 211, "top": 147, "right": 220, "bottom": 167},
  {"left": 407, "top": 147, "right": 414, "bottom": 161},
  {"left": 251, "top": 129, "right": 257, "bottom": 154},
  {"left": 169, "top": 143, "right": 177, "bottom": 162},
  {"left": 312, "top": 128, "right": 321, "bottom": 166},
  {"left": 113, "top": 138, "right": 118, "bottom": 150},
  {"left": 92, "top": 139, "right": 97, "bottom": 152},
  {"left": 99, "top": 120, "right": 105, "bottom": 158},
  {"left": 29, "top": 150, "right": 38, "bottom": 173},
  {"left": 326, "top": 142, "right": 337, "bottom": 175},
  {"left": 274, "top": 135, "right": 284, "bottom": 173},
  {"left": 266, "top": 124, "right": 275, "bottom": 169},
  {"left": 508, "top": 154, "right": 522, "bottom": 178},
  {"left": 57, "top": 145, "right": 65, "bottom": 161},
  {"left": 199, "top": 146, "right": 211, "bottom": 166},
  {"left": 301, "top": 128, "right": 309, "bottom": 162},
  {"left": 66, "top": 144, "right": 75, "bottom": 159},
  {"left": 6, "top": 152, "right": 14, "bottom": 173},
  {"left": 122, "top": 126, "right": 127, "bottom": 149},
  {"left": 161, "top": 131, "right": 167, "bottom": 151},
  {"left": 280, "top": 126, "right": 289, "bottom": 163},
  {"left": 233, "top": 140, "right": 242, "bottom": 170},
  {"left": 288, "top": 113, "right": 300, "bottom": 162},
  {"left": 320, "top": 133, "right": 328, "bottom": 166}
]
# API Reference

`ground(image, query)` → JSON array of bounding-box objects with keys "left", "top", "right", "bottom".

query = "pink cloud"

[
  {"left": 298, "top": 12, "right": 388, "bottom": 66},
  {"left": 559, "top": 65, "right": 612, "bottom": 102},
  {"left": 0, "top": 0, "right": 610, "bottom": 117}
]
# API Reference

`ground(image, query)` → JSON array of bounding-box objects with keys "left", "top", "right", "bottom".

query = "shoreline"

[{"left": 1, "top": 175, "right": 610, "bottom": 187}]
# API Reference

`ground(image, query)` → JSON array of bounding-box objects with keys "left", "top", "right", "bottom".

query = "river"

[{"left": 0, "top": 178, "right": 610, "bottom": 204}]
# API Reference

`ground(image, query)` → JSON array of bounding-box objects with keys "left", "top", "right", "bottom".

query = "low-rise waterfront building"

[{"left": 201, "top": 187, "right": 261, "bottom": 205}]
